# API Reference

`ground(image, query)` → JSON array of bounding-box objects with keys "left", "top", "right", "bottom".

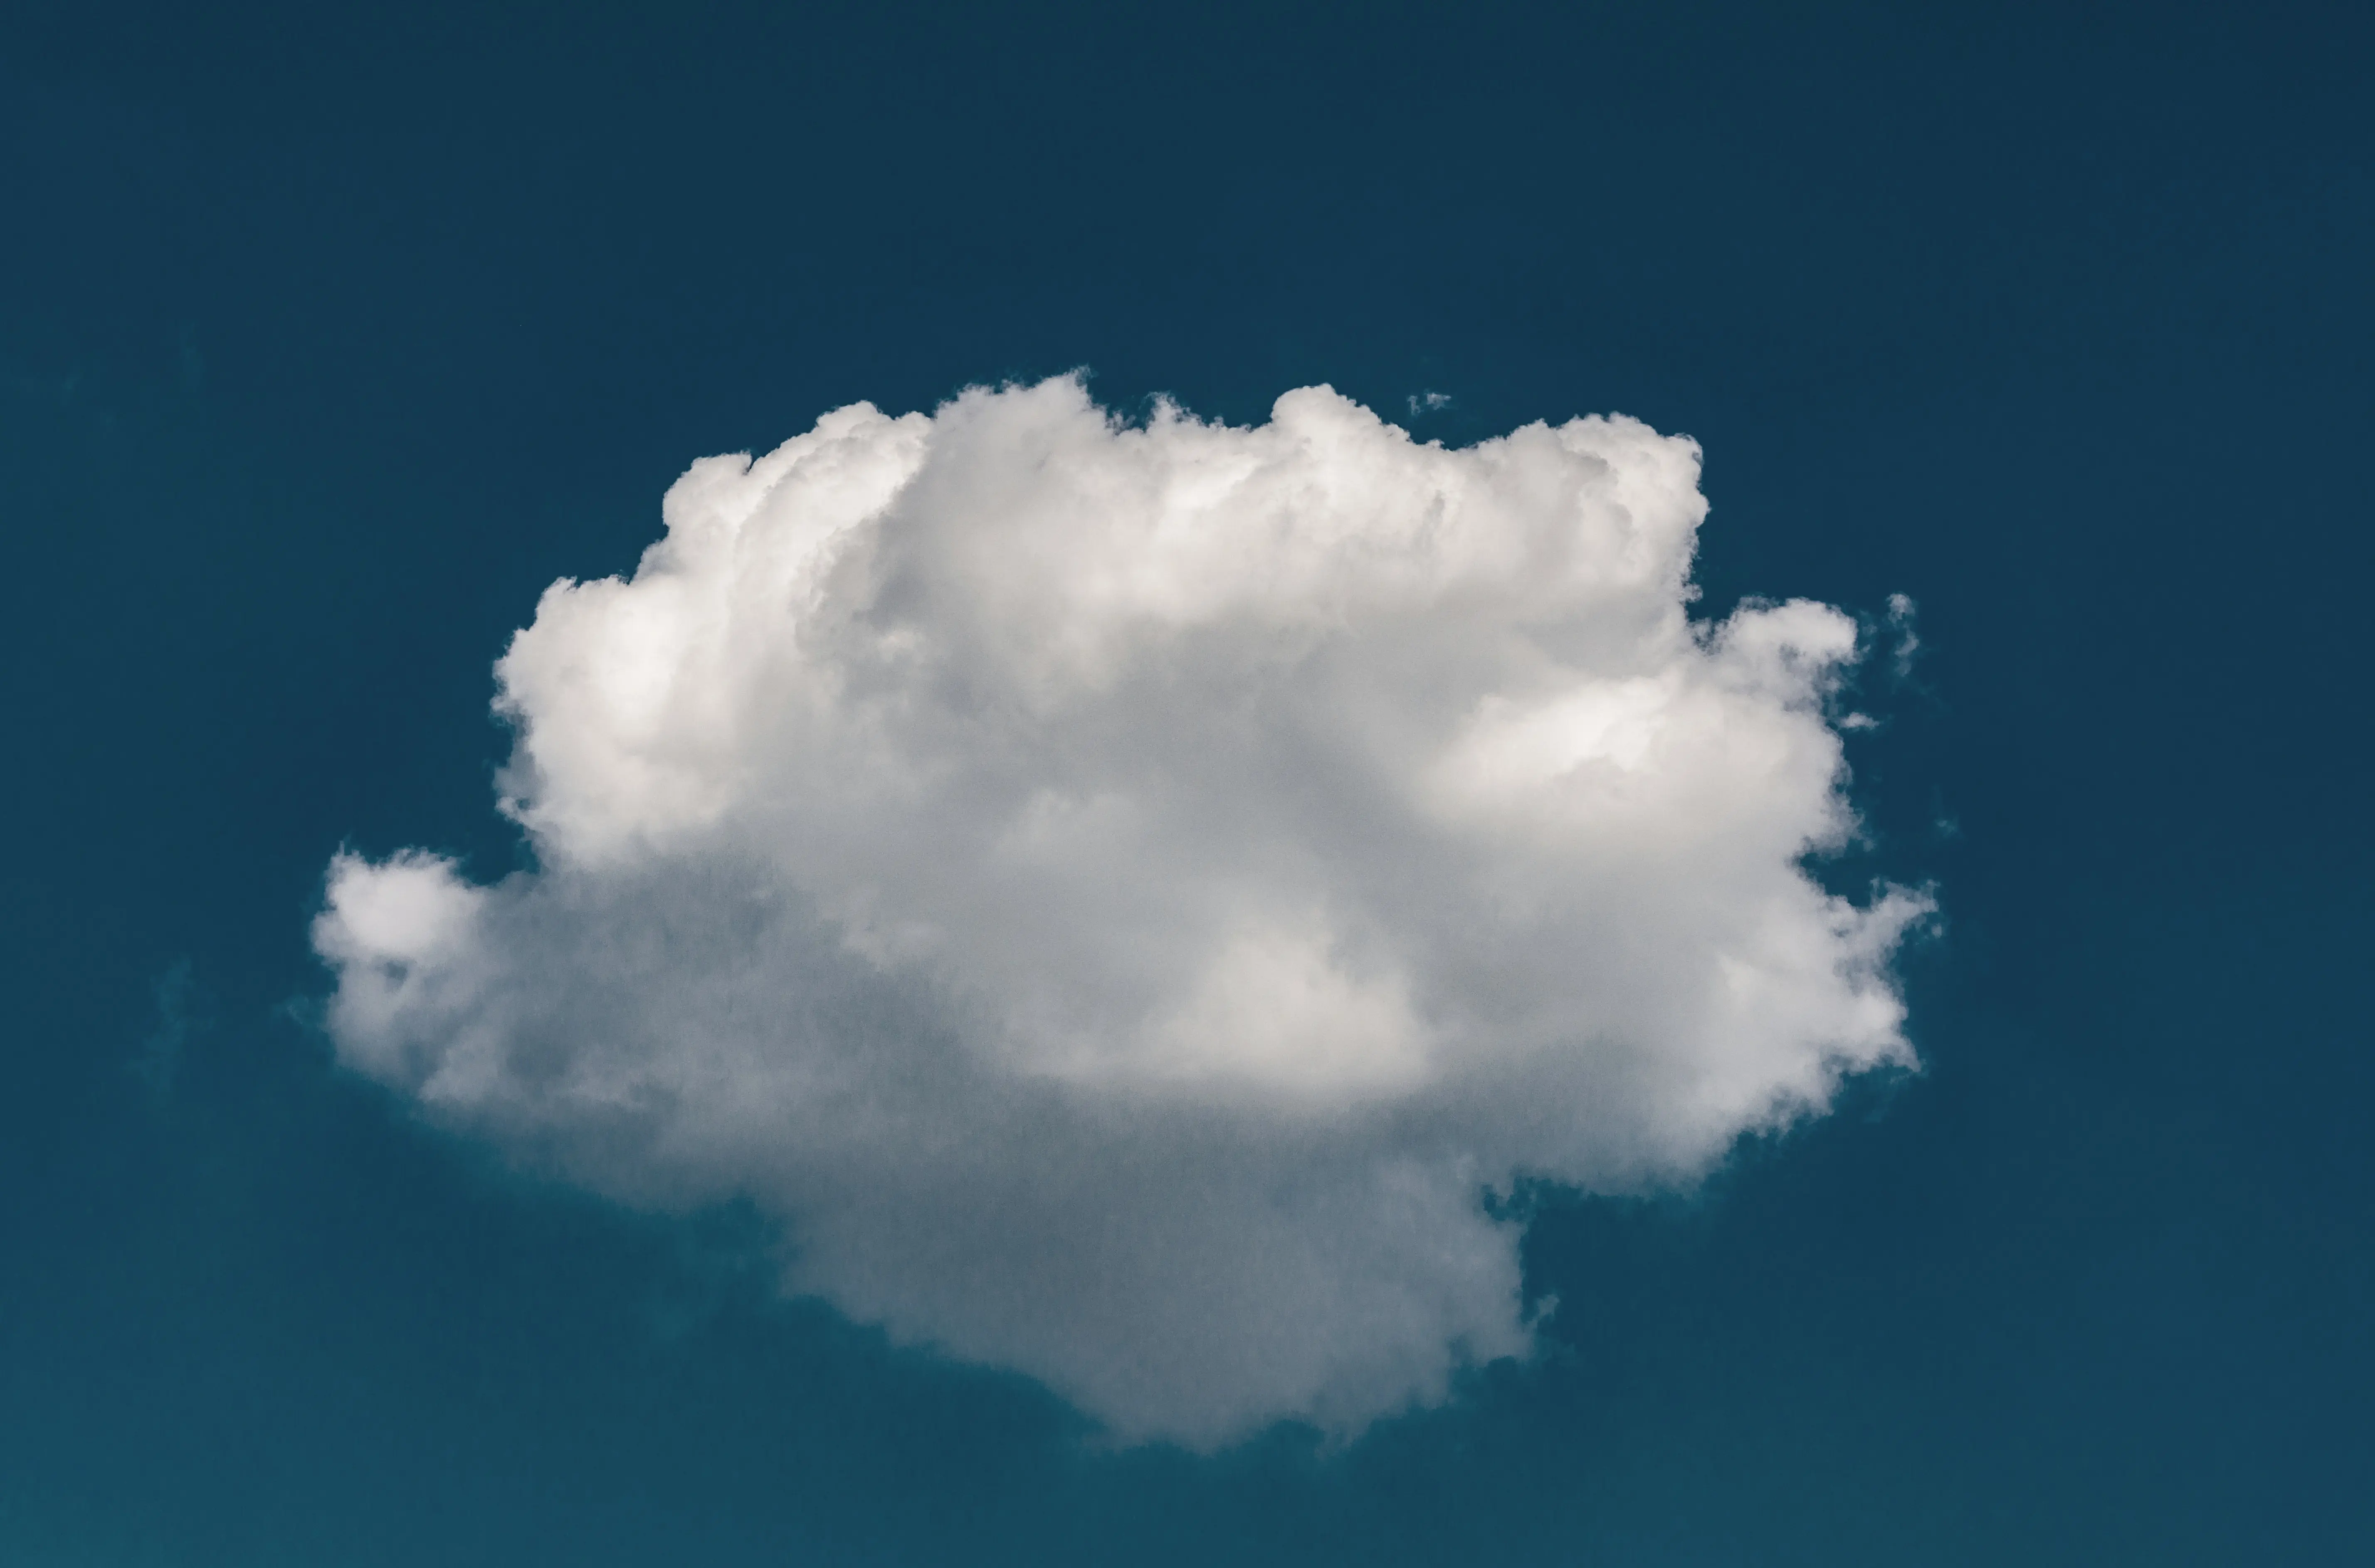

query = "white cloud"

[
  {"left": 314, "top": 376, "right": 1928, "bottom": 1447},
  {"left": 1886, "top": 590, "right": 1922, "bottom": 678}
]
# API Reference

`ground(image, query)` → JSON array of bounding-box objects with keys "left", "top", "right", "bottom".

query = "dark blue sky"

[{"left": 3, "top": 2, "right": 2369, "bottom": 1562}]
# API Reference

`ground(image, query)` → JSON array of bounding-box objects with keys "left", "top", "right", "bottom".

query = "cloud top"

[{"left": 315, "top": 376, "right": 1925, "bottom": 1445}]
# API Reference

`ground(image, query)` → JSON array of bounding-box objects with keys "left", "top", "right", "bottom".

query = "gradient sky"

[{"left": 3, "top": 2, "right": 2370, "bottom": 1563}]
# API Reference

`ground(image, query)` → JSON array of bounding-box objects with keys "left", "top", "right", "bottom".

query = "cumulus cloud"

[{"left": 314, "top": 376, "right": 1927, "bottom": 1447}]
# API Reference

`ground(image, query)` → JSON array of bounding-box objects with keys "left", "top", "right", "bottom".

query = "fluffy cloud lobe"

[{"left": 315, "top": 377, "right": 1924, "bottom": 1445}]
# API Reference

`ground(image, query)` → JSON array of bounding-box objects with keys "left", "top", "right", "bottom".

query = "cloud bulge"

[{"left": 314, "top": 376, "right": 1927, "bottom": 1446}]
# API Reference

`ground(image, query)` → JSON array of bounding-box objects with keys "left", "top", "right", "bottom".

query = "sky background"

[{"left": 2, "top": 2, "right": 2370, "bottom": 1563}]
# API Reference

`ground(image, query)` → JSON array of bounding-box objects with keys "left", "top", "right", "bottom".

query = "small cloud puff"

[
  {"left": 1886, "top": 591, "right": 1921, "bottom": 679},
  {"left": 314, "top": 376, "right": 1927, "bottom": 1448}
]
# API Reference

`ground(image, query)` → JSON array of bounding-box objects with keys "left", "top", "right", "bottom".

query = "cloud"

[
  {"left": 1886, "top": 591, "right": 1921, "bottom": 679},
  {"left": 313, "top": 376, "right": 1927, "bottom": 1447}
]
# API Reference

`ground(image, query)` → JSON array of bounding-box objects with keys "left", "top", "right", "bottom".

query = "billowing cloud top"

[{"left": 315, "top": 377, "right": 1926, "bottom": 1446}]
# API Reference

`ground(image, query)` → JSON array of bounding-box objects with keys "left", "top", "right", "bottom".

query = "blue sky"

[{"left": 2, "top": 2, "right": 2369, "bottom": 1562}]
